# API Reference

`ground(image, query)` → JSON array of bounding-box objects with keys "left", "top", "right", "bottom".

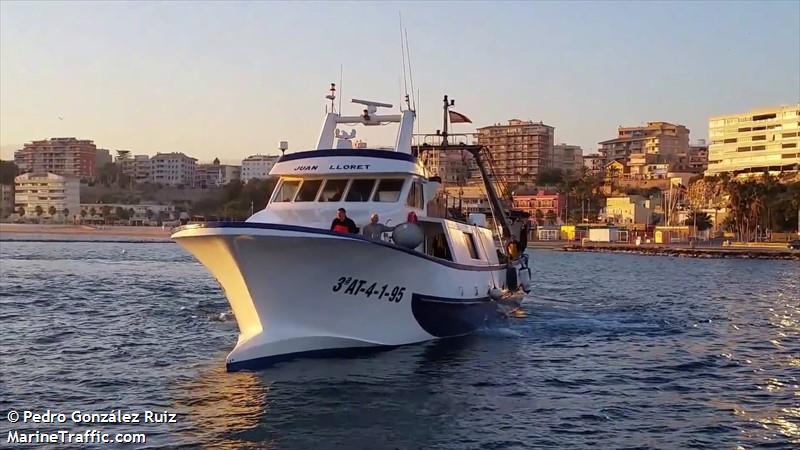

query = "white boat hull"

[{"left": 172, "top": 223, "right": 518, "bottom": 370}]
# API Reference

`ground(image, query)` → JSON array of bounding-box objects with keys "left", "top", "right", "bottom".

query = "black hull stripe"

[
  {"left": 411, "top": 293, "right": 497, "bottom": 338},
  {"left": 278, "top": 149, "right": 418, "bottom": 163},
  {"left": 174, "top": 222, "right": 507, "bottom": 272}
]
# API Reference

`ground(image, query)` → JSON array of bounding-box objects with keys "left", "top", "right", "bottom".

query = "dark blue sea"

[{"left": 1, "top": 239, "right": 798, "bottom": 449}]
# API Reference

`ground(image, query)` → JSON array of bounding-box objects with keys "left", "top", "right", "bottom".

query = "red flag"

[{"left": 448, "top": 110, "right": 472, "bottom": 124}]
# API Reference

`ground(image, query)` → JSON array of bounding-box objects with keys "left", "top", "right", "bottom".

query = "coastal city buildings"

[
  {"left": 133, "top": 155, "right": 151, "bottom": 182},
  {"left": 705, "top": 104, "right": 800, "bottom": 176},
  {"left": 14, "top": 172, "right": 80, "bottom": 220},
  {"left": 14, "top": 137, "right": 102, "bottom": 180},
  {"left": 512, "top": 189, "right": 565, "bottom": 223},
  {"left": 95, "top": 149, "right": 112, "bottom": 168},
  {"left": 241, "top": 154, "right": 279, "bottom": 182},
  {"left": 150, "top": 152, "right": 197, "bottom": 187},
  {"left": 0, "top": 183, "right": 14, "bottom": 218},
  {"left": 476, "top": 119, "right": 555, "bottom": 186},
  {"left": 551, "top": 144, "right": 583, "bottom": 175},
  {"left": 670, "top": 140, "right": 709, "bottom": 174},
  {"left": 601, "top": 195, "right": 654, "bottom": 225},
  {"left": 598, "top": 122, "right": 689, "bottom": 166},
  {"left": 443, "top": 185, "right": 490, "bottom": 215},
  {"left": 78, "top": 203, "right": 175, "bottom": 224},
  {"left": 424, "top": 149, "right": 471, "bottom": 184},
  {"left": 583, "top": 154, "right": 605, "bottom": 176},
  {"left": 195, "top": 159, "right": 241, "bottom": 188}
]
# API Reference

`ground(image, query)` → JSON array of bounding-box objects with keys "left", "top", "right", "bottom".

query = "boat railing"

[{"left": 412, "top": 133, "right": 479, "bottom": 149}]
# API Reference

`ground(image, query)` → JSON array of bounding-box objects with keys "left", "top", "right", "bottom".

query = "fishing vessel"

[{"left": 172, "top": 88, "right": 531, "bottom": 371}]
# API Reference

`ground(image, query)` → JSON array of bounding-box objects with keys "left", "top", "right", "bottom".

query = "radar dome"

[{"left": 392, "top": 223, "right": 424, "bottom": 249}]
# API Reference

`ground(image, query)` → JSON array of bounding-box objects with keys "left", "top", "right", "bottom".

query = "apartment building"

[
  {"left": 150, "top": 152, "right": 197, "bottom": 186},
  {"left": 583, "top": 154, "right": 605, "bottom": 176},
  {"left": 241, "top": 154, "right": 279, "bottom": 182},
  {"left": 14, "top": 172, "right": 80, "bottom": 220},
  {"left": 132, "top": 155, "right": 151, "bottom": 182},
  {"left": 476, "top": 119, "right": 555, "bottom": 186},
  {"left": 672, "top": 140, "right": 709, "bottom": 174},
  {"left": 599, "top": 122, "right": 689, "bottom": 164},
  {"left": 15, "top": 137, "right": 101, "bottom": 180},
  {"left": 95, "top": 149, "right": 112, "bottom": 168},
  {"left": 551, "top": 144, "right": 583, "bottom": 174},
  {"left": 195, "top": 161, "right": 241, "bottom": 188},
  {"left": 705, "top": 105, "right": 800, "bottom": 176},
  {"left": 424, "top": 149, "right": 471, "bottom": 184}
]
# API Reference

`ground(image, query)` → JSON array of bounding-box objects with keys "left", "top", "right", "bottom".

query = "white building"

[
  {"left": 706, "top": 104, "right": 800, "bottom": 176},
  {"left": 150, "top": 152, "right": 197, "bottom": 186},
  {"left": 241, "top": 155, "right": 279, "bottom": 182},
  {"left": 14, "top": 172, "right": 80, "bottom": 221}
]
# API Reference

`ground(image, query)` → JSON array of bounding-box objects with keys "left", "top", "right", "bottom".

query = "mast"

[{"left": 437, "top": 94, "right": 513, "bottom": 240}]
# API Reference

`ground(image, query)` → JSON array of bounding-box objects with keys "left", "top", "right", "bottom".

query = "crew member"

[
  {"left": 331, "top": 208, "right": 358, "bottom": 234},
  {"left": 362, "top": 213, "right": 395, "bottom": 240}
]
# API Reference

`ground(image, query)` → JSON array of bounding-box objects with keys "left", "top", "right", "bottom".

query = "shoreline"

[
  {"left": 0, "top": 223, "right": 173, "bottom": 240},
  {"left": 558, "top": 243, "right": 799, "bottom": 261}
]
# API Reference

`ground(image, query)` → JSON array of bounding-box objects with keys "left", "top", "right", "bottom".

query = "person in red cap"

[{"left": 406, "top": 211, "right": 419, "bottom": 224}]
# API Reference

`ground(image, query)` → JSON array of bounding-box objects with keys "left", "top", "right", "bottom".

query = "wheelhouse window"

[
  {"left": 295, "top": 179, "right": 323, "bottom": 202},
  {"left": 320, "top": 179, "right": 349, "bottom": 202},
  {"left": 373, "top": 179, "right": 405, "bottom": 202},
  {"left": 274, "top": 180, "right": 300, "bottom": 202},
  {"left": 462, "top": 232, "right": 480, "bottom": 259},
  {"left": 406, "top": 180, "right": 424, "bottom": 209},
  {"left": 346, "top": 179, "right": 376, "bottom": 202}
]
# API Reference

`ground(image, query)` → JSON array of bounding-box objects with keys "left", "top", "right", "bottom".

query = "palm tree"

[
  {"left": 684, "top": 212, "right": 712, "bottom": 231},
  {"left": 101, "top": 205, "right": 111, "bottom": 224},
  {"left": 34, "top": 205, "right": 44, "bottom": 223},
  {"left": 48, "top": 206, "right": 57, "bottom": 217},
  {"left": 89, "top": 206, "right": 97, "bottom": 217},
  {"left": 16, "top": 206, "right": 25, "bottom": 219},
  {"left": 62, "top": 208, "right": 70, "bottom": 224}
]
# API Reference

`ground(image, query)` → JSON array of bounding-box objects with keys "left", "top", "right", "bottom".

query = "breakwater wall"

[{"left": 561, "top": 244, "right": 799, "bottom": 261}]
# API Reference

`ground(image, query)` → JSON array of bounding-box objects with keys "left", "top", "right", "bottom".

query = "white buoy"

[{"left": 392, "top": 222, "right": 424, "bottom": 249}]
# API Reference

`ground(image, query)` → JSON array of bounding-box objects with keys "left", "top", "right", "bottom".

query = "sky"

[{"left": 1, "top": 1, "right": 799, "bottom": 163}]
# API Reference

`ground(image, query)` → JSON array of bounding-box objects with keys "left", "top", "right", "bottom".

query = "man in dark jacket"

[{"left": 330, "top": 208, "right": 358, "bottom": 234}]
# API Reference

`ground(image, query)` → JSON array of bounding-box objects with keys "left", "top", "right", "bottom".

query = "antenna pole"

[
  {"left": 339, "top": 65, "right": 343, "bottom": 114},
  {"left": 442, "top": 95, "right": 449, "bottom": 146},
  {"left": 404, "top": 27, "right": 416, "bottom": 111},
  {"left": 399, "top": 13, "right": 409, "bottom": 110}
]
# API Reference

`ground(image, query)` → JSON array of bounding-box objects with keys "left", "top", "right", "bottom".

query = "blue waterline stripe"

[{"left": 175, "top": 221, "right": 507, "bottom": 272}]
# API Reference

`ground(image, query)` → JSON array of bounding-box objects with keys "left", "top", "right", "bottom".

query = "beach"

[{"left": 0, "top": 223, "right": 173, "bottom": 239}]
